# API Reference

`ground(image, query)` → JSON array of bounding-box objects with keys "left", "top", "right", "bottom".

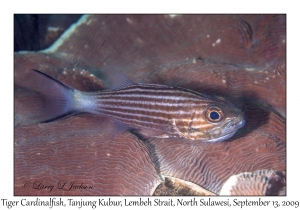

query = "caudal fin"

[{"left": 31, "top": 69, "right": 77, "bottom": 123}]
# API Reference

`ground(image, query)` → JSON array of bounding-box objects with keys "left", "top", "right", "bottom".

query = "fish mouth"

[{"left": 208, "top": 115, "right": 246, "bottom": 143}]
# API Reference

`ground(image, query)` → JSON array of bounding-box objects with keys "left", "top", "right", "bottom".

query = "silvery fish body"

[{"left": 32, "top": 69, "right": 245, "bottom": 142}]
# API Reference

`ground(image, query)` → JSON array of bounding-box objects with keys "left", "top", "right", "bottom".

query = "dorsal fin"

[{"left": 101, "top": 67, "right": 136, "bottom": 90}]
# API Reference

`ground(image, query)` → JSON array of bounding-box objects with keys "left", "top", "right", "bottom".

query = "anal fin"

[{"left": 100, "top": 119, "right": 130, "bottom": 140}]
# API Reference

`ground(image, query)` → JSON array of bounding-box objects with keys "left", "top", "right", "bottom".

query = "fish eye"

[
  {"left": 210, "top": 111, "right": 220, "bottom": 120},
  {"left": 206, "top": 106, "right": 223, "bottom": 122}
]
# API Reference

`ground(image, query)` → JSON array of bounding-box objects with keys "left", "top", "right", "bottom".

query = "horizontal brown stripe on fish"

[
  {"left": 89, "top": 86, "right": 212, "bottom": 100},
  {"left": 96, "top": 103, "right": 209, "bottom": 114},
  {"left": 96, "top": 108, "right": 170, "bottom": 123},
  {"left": 94, "top": 101, "right": 207, "bottom": 119},
  {"left": 91, "top": 91, "right": 212, "bottom": 106},
  {"left": 97, "top": 110, "right": 170, "bottom": 129}
]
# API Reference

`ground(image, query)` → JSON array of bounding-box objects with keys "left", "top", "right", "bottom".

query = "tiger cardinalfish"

[{"left": 31, "top": 69, "right": 245, "bottom": 142}]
